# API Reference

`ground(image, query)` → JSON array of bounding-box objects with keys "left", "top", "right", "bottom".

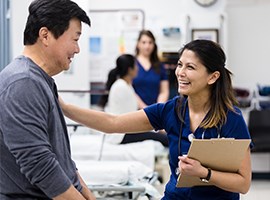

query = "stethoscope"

[
  {"left": 187, "top": 130, "right": 206, "bottom": 142},
  {"left": 175, "top": 99, "right": 221, "bottom": 175}
]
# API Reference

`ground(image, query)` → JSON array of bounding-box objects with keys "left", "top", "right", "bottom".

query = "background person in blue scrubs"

[
  {"left": 133, "top": 30, "right": 169, "bottom": 108},
  {"left": 60, "top": 39, "right": 253, "bottom": 200},
  {"left": 130, "top": 30, "right": 169, "bottom": 146}
]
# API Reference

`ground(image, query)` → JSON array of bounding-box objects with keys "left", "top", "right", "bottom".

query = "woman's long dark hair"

[
  {"left": 98, "top": 54, "right": 136, "bottom": 108},
  {"left": 135, "top": 30, "right": 161, "bottom": 73},
  {"left": 176, "top": 40, "right": 238, "bottom": 129}
]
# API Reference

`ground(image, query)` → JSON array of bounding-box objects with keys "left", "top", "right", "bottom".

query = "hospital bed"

[
  {"left": 88, "top": 184, "right": 145, "bottom": 200},
  {"left": 68, "top": 125, "right": 164, "bottom": 199},
  {"left": 68, "top": 125, "right": 166, "bottom": 170},
  {"left": 76, "top": 160, "right": 160, "bottom": 199}
]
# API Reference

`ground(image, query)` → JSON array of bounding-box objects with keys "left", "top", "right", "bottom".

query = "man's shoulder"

[
  {"left": 1, "top": 56, "right": 45, "bottom": 85},
  {"left": 1, "top": 56, "right": 30, "bottom": 80}
]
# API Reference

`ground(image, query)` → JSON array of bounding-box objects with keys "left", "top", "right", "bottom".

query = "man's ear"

[
  {"left": 208, "top": 71, "right": 220, "bottom": 85},
  {"left": 39, "top": 27, "right": 50, "bottom": 46}
]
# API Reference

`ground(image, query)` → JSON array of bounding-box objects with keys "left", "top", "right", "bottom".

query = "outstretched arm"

[{"left": 60, "top": 97, "right": 153, "bottom": 134}]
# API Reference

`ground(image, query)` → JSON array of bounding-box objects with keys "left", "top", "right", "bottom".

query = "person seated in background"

[
  {"left": 98, "top": 54, "right": 168, "bottom": 147},
  {"left": 98, "top": 54, "right": 138, "bottom": 144},
  {"left": 133, "top": 30, "right": 170, "bottom": 109}
]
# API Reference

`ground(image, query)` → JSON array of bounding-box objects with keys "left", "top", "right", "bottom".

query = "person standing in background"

[
  {"left": 0, "top": 0, "right": 95, "bottom": 199},
  {"left": 98, "top": 54, "right": 168, "bottom": 146},
  {"left": 133, "top": 30, "right": 170, "bottom": 109},
  {"left": 131, "top": 30, "right": 169, "bottom": 146}
]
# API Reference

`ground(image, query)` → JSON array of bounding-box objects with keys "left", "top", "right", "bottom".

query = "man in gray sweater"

[{"left": 0, "top": 0, "right": 95, "bottom": 199}]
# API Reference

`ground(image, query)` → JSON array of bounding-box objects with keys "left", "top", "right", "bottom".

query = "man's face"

[{"left": 47, "top": 18, "right": 82, "bottom": 74}]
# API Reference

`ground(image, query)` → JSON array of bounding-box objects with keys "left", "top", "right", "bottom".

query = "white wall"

[
  {"left": 88, "top": 0, "right": 270, "bottom": 90},
  {"left": 226, "top": 0, "right": 270, "bottom": 90},
  {"left": 88, "top": 0, "right": 227, "bottom": 85},
  {"left": 9, "top": 0, "right": 270, "bottom": 93},
  {"left": 89, "top": 0, "right": 226, "bottom": 51},
  {"left": 10, "top": 0, "right": 31, "bottom": 58}
]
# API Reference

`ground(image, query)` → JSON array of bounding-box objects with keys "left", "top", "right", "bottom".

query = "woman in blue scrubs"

[
  {"left": 132, "top": 30, "right": 169, "bottom": 108},
  {"left": 127, "top": 30, "right": 169, "bottom": 147},
  {"left": 61, "top": 39, "right": 253, "bottom": 200}
]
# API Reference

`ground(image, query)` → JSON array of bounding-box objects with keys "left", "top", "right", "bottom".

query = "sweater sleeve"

[{"left": 1, "top": 78, "right": 71, "bottom": 198}]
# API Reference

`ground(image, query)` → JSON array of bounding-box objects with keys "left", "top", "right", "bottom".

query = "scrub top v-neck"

[{"left": 132, "top": 60, "right": 168, "bottom": 105}]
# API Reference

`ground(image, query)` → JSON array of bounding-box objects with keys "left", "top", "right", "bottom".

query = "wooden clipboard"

[{"left": 176, "top": 138, "right": 251, "bottom": 188}]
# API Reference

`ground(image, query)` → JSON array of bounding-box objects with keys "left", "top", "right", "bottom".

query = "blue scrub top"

[
  {"left": 144, "top": 96, "right": 253, "bottom": 200},
  {"left": 132, "top": 60, "right": 168, "bottom": 105}
]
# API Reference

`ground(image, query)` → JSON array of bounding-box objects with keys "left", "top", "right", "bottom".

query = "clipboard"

[{"left": 176, "top": 138, "right": 251, "bottom": 188}]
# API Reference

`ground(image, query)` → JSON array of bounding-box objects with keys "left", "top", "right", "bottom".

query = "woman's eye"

[{"left": 177, "top": 63, "right": 182, "bottom": 68}]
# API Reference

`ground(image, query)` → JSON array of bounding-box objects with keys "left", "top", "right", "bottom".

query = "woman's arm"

[
  {"left": 209, "top": 148, "right": 251, "bottom": 194},
  {"left": 60, "top": 98, "right": 153, "bottom": 133},
  {"left": 157, "top": 80, "right": 169, "bottom": 103},
  {"left": 178, "top": 148, "right": 252, "bottom": 194}
]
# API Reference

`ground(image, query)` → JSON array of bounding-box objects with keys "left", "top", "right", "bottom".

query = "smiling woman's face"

[{"left": 175, "top": 49, "right": 214, "bottom": 97}]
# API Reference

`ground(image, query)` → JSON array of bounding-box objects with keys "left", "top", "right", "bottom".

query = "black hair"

[
  {"left": 98, "top": 54, "right": 136, "bottom": 108},
  {"left": 23, "top": 0, "right": 91, "bottom": 45},
  {"left": 176, "top": 40, "right": 237, "bottom": 128}
]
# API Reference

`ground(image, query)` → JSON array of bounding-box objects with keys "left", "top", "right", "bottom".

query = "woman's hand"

[{"left": 178, "top": 156, "right": 208, "bottom": 178}]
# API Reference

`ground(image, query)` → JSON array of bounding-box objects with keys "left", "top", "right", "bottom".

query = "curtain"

[{"left": 0, "top": 0, "right": 10, "bottom": 71}]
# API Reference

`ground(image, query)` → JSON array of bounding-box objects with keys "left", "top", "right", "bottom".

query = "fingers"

[
  {"left": 177, "top": 156, "right": 202, "bottom": 176},
  {"left": 178, "top": 155, "right": 189, "bottom": 164},
  {"left": 177, "top": 156, "right": 189, "bottom": 175}
]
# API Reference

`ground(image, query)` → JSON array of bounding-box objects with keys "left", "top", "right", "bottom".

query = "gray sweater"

[{"left": 0, "top": 56, "right": 82, "bottom": 199}]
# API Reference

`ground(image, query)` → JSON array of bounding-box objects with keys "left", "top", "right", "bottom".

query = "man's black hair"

[{"left": 23, "top": 0, "right": 91, "bottom": 45}]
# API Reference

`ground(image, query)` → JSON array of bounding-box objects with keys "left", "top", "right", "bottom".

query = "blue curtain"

[{"left": 0, "top": 0, "right": 10, "bottom": 71}]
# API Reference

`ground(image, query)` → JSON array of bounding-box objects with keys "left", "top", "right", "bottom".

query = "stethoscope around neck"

[
  {"left": 187, "top": 129, "right": 206, "bottom": 143},
  {"left": 177, "top": 99, "right": 221, "bottom": 157}
]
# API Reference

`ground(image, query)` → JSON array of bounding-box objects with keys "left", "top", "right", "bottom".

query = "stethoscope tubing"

[{"left": 177, "top": 98, "right": 221, "bottom": 156}]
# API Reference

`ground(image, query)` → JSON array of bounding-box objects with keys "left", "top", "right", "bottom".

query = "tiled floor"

[
  {"left": 144, "top": 180, "right": 270, "bottom": 200},
  {"left": 150, "top": 160, "right": 270, "bottom": 200}
]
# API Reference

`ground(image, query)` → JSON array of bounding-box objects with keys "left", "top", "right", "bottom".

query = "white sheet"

[
  {"left": 70, "top": 134, "right": 163, "bottom": 199},
  {"left": 75, "top": 160, "right": 153, "bottom": 186},
  {"left": 75, "top": 160, "right": 162, "bottom": 199},
  {"left": 70, "top": 134, "right": 162, "bottom": 169}
]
